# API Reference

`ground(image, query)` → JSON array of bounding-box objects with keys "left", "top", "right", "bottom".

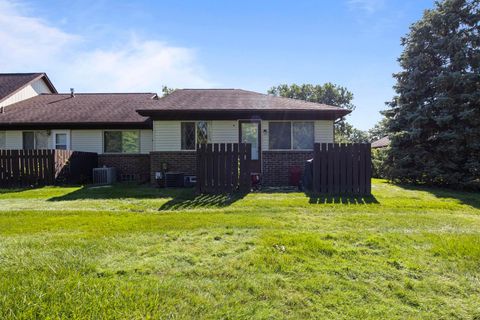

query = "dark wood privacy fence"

[
  {"left": 196, "top": 143, "right": 251, "bottom": 194},
  {"left": 311, "top": 143, "right": 371, "bottom": 195},
  {"left": 0, "top": 149, "right": 98, "bottom": 187}
]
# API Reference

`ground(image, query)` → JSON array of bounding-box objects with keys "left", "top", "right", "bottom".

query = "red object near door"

[{"left": 289, "top": 166, "right": 302, "bottom": 186}]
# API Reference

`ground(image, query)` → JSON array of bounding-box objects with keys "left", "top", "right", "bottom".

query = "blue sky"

[{"left": 0, "top": 0, "right": 435, "bottom": 130}]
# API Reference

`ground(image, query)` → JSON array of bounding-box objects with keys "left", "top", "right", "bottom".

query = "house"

[
  {"left": 0, "top": 73, "right": 57, "bottom": 108},
  {"left": 371, "top": 136, "right": 390, "bottom": 149},
  {"left": 0, "top": 73, "right": 351, "bottom": 186}
]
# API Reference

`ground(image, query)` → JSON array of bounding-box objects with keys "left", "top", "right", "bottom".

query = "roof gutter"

[{"left": 136, "top": 109, "right": 351, "bottom": 121}]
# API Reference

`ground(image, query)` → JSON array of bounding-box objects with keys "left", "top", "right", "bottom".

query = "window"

[
  {"left": 293, "top": 122, "right": 314, "bottom": 150},
  {"left": 181, "top": 121, "right": 210, "bottom": 150},
  {"left": 269, "top": 121, "right": 315, "bottom": 150},
  {"left": 22, "top": 131, "right": 48, "bottom": 150},
  {"left": 269, "top": 122, "right": 291, "bottom": 149},
  {"left": 181, "top": 122, "right": 196, "bottom": 150},
  {"left": 104, "top": 131, "right": 139, "bottom": 153},
  {"left": 0, "top": 131, "right": 6, "bottom": 149},
  {"left": 55, "top": 133, "right": 68, "bottom": 150}
]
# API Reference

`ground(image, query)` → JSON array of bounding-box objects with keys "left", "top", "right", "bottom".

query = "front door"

[{"left": 239, "top": 120, "right": 261, "bottom": 173}]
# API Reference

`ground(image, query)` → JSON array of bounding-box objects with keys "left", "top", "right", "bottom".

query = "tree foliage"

[
  {"left": 268, "top": 83, "right": 362, "bottom": 143},
  {"left": 384, "top": 0, "right": 480, "bottom": 189},
  {"left": 368, "top": 118, "right": 389, "bottom": 142},
  {"left": 161, "top": 86, "right": 176, "bottom": 97}
]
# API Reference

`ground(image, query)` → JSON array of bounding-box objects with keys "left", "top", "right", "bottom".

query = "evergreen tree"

[{"left": 384, "top": 0, "right": 480, "bottom": 189}]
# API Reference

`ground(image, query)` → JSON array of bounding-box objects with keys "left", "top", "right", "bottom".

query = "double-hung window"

[
  {"left": 104, "top": 130, "right": 140, "bottom": 153},
  {"left": 268, "top": 121, "right": 314, "bottom": 150},
  {"left": 181, "top": 121, "right": 210, "bottom": 150}
]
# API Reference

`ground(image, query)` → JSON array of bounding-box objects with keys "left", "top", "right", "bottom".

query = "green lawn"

[{"left": 0, "top": 180, "right": 479, "bottom": 319}]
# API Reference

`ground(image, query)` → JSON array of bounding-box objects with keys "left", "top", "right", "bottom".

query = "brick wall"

[
  {"left": 98, "top": 154, "right": 150, "bottom": 182},
  {"left": 150, "top": 151, "right": 196, "bottom": 183},
  {"left": 262, "top": 151, "right": 313, "bottom": 187}
]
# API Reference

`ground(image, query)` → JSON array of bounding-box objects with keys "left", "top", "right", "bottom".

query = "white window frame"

[
  {"left": 180, "top": 121, "right": 211, "bottom": 151},
  {"left": 102, "top": 130, "right": 141, "bottom": 154},
  {"left": 52, "top": 130, "right": 70, "bottom": 150},
  {"left": 268, "top": 121, "right": 315, "bottom": 151}
]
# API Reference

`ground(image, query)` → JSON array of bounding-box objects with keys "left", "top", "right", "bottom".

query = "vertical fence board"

[
  {"left": 225, "top": 144, "right": 233, "bottom": 193},
  {"left": 366, "top": 144, "right": 372, "bottom": 195},
  {"left": 320, "top": 143, "right": 328, "bottom": 194},
  {"left": 196, "top": 143, "right": 251, "bottom": 194},
  {"left": 333, "top": 144, "right": 340, "bottom": 195},
  {"left": 359, "top": 144, "right": 367, "bottom": 195},
  {"left": 310, "top": 143, "right": 372, "bottom": 196},
  {"left": 0, "top": 149, "right": 97, "bottom": 187}
]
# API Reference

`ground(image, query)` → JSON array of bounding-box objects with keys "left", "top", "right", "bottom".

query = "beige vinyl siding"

[
  {"left": 5, "top": 131, "right": 23, "bottom": 149},
  {"left": 139, "top": 130, "right": 153, "bottom": 154},
  {"left": 71, "top": 130, "right": 103, "bottom": 153},
  {"left": 315, "top": 120, "right": 334, "bottom": 144},
  {"left": 153, "top": 120, "right": 334, "bottom": 151},
  {"left": 153, "top": 121, "right": 181, "bottom": 151},
  {"left": 261, "top": 120, "right": 269, "bottom": 151},
  {"left": 153, "top": 121, "right": 239, "bottom": 151},
  {"left": 211, "top": 121, "right": 238, "bottom": 144},
  {"left": 0, "top": 79, "right": 52, "bottom": 108}
]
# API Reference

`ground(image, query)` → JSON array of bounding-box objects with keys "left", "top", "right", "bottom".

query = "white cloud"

[
  {"left": 68, "top": 39, "right": 211, "bottom": 92},
  {"left": 0, "top": 0, "right": 212, "bottom": 92},
  {"left": 0, "top": 0, "right": 77, "bottom": 69},
  {"left": 347, "top": 0, "right": 385, "bottom": 14}
]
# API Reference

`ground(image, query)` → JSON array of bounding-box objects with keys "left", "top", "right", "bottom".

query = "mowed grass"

[{"left": 0, "top": 180, "right": 480, "bottom": 319}]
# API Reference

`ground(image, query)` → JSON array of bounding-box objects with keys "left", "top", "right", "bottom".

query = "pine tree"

[{"left": 385, "top": 0, "right": 480, "bottom": 189}]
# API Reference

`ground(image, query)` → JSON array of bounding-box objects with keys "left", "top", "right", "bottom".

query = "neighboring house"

[
  {"left": 371, "top": 136, "right": 390, "bottom": 149},
  {"left": 0, "top": 73, "right": 57, "bottom": 108},
  {"left": 0, "top": 73, "right": 350, "bottom": 186}
]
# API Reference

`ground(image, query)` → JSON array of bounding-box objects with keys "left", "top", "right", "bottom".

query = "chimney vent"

[{"left": 70, "top": 88, "right": 75, "bottom": 98}]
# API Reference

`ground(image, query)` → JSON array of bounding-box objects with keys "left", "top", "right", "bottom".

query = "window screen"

[
  {"left": 23, "top": 132, "right": 35, "bottom": 150},
  {"left": 269, "top": 122, "right": 291, "bottom": 150},
  {"left": 196, "top": 121, "right": 209, "bottom": 145},
  {"left": 35, "top": 131, "right": 49, "bottom": 149},
  {"left": 104, "top": 131, "right": 139, "bottom": 153},
  {"left": 293, "top": 122, "right": 314, "bottom": 150},
  {"left": 181, "top": 122, "right": 196, "bottom": 150}
]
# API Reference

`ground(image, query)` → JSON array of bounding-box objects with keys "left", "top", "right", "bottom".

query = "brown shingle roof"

[
  {"left": 0, "top": 93, "right": 157, "bottom": 129},
  {"left": 371, "top": 136, "right": 390, "bottom": 148},
  {"left": 140, "top": 89, "right": 350, "bottom": 111},
  {"left": 0, "top": 73, "right": 57, "bottom": 102}
]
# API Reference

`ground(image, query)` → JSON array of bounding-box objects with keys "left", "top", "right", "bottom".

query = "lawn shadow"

[
  {"left": 48, "top": 183, "right": 178, "bottom": 201},
  {"left": 158, "top": 192, "right": 247, "bottom": 211},
  {"left": 397, "top": 183, "right": 480, "bottom": 209},
  {"left": 307, "top": 192, "right": 380, "bottom": 205},
  {"left": 47, "top": 183, "right": 247, "bottom": 210},
  {"left": 0, "top": 187, "right": 35, "bottom": 195}
]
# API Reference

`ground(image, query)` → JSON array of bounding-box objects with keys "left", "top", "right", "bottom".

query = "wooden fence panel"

[
  {"left": 0, "top": 149, "right": 97, "bottom": 188},
  {"left": 311, "top": 143, "right": 372, "bottom": 196},
  {"left": 196, "top": 143, "right": 251, "bottom": 194}
]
